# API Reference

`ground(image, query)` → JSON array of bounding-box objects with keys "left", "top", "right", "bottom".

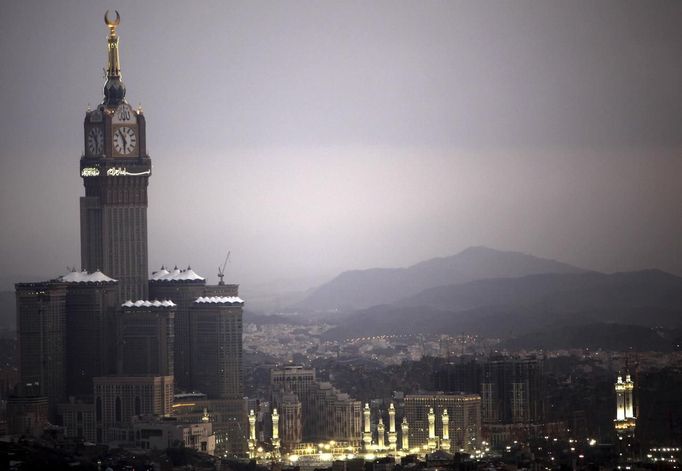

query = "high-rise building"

[
  {"left": 149, "top": 269, "right": 241, "bottom": 391},
  {"left": 149, "top": 268, "right": 206, "bottom": 389},
  {"left": 279, "top": 393, "right": 303, "bottom": 451},
  {"left": 271, "top": 365, "right": 316, "bottom": 438},
  {"left": 64, "top": 274, "right": 119, "bottom": 396},
  {"left": 13, "top": 12, "right": 247, "bottom": 452},
  {"left": 79, "top": 12, "right": 152, "bottom": 302},
  {"left": 189, "top": 296, "right": 244, "bottom": 399},
  {"left": 403, "top": 393, "right": 481, "bottom": 453},
  {"left": 15, "top": 281, "right": 68, "bottom": 419},
  {"left": 270, "top": 366, "right": 362, "bottom": 444},
  {"left": 480, "top": 357, "right": 543, "bottom": 425},
  {"left": 432, "top": 358, "right": 480, "bottom": 394},
  {"left": 116, "top": 300, "right": 176, "bottom": 376}
]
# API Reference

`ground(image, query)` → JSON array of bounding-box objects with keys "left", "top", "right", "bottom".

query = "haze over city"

[{"left": 1, "top": 0, "right": 681, "bottom": 292}]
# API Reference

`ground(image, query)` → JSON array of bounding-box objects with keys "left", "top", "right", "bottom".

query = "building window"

[
  {"left": 115, "top": 396, "right": 122, "bottom": 422},
  {"left": 96, "top": 397, "right": 102, "bottom": 422}
]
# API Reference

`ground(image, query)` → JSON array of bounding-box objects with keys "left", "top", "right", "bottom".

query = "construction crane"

[{"left": 217, "top": 251, "right": 230, "bottom": 285}]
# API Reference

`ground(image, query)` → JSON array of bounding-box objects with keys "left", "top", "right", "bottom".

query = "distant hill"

[
  {"left": 321, "top": 270, "right": 682, "bottom": 341},
  {"left": 296, "top": 246, "right": 587, "bottom": 311},
  {"left": 400, "top": 269, "right": 682, "bottom": 319}
]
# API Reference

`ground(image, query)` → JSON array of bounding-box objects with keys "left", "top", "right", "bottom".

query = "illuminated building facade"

[
  {"left": 271, "top": 366, "right": 362, "bottom": 444},
  {"left": 404, "top": 393, "right": 481, "bottom": 453},
  {"left": 280, "top": 393, "right": 303, "bottom": 450}
]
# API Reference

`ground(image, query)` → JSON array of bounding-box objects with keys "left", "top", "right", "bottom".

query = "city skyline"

[
  {"left": 3, "top": 5, "right": 682, "bottom": 468},
  {"left": 1, "top": 1, "right": 681, "bottom": 291}
]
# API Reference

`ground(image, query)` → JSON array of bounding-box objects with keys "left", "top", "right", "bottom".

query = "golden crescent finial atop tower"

[
  {"left": 103, "top": 10, "right": 125, "bottom": 106},
  {"left": 104, "top": 10, "right": 120, "bottom": 33}
]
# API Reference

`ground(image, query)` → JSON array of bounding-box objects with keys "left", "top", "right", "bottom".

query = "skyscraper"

[
  {"left": 480, "top": 357, "right": 544, "bottom": 425},
  {"left": 13, "top": 12, "right": 246, "bottom": 452},
  {"left": 190, "top": 296, "right": 244, "bottom": 399},
  {"left": 79, "top": 11, "right": 152, "bottom": 302},
  {"left": 116, "top": 300, "right": 176, "bottom": 376},
  {"left": 14, "top": 281, "right": 68, "bottom": 419}
]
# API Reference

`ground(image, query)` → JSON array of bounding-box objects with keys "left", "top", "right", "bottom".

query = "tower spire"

[{"left": 103, "top": 10, "right": 126, "bottom": 107}]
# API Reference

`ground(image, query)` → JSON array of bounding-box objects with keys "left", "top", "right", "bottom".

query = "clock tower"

[{"left": 80, "top": 11, "right": 151, "bottom": 301}]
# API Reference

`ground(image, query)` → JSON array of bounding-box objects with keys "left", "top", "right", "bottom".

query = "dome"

[{"left": 103, "top": 78, "right": 126, "bottom": 107}]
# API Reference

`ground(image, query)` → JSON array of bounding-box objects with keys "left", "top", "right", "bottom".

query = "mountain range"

[
  {"left": 296, "top": 246, "right": 587, "bottom": 311},
  {"left": 301, "top": 247, "right": 682, "bottom": 348},
  {"left": 321, "top": 269, "right": 682, "bottom": 341}
]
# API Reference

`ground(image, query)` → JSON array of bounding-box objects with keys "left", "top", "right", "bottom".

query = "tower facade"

[
  {"left": 116, "top": 301, "right": 176, "bottom": 376},
  {"left": 189, "top": 297, "right": 244, "bottom": 399},
  {"left": 15, "top": 281, "right": 68, "bottom": 419},
  {"left": 80, "top": 12, "right": 151, "bottom": 301}
]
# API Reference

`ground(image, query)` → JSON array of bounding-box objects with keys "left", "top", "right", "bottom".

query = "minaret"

[
  {"left": 614, "top": 373, "right": 636, "bottom": 439},
  {"left": 615, "top": 375, "right": 626, "bottom": 421},
  {"left": 441, "top": 409, "right": 450, "bottom": 451},
  {"left": 377, "top": 418, "right": 385, "bottom": 450},
  {"left": 388, "top": 403, "right": 397, "bottom": 451},
  {"left": 401, "top": 417, "right": 409, "bottom": 451},
  {"left": 248, "top": 409, "right": 257, "bottom": 456},
  {"left": 427, "top": 407, "right": 437, "bottom": 450},
  {"left": 624, "top": 374, "right": 635, "bottom": 419},
  {"left": 81, "top": 10, "right": 152, "bottom": 301},
  {"left": 272, "top": 408, "right": 281, "bottom": 456},
  {"left": 363, "top": 403, "right": 373, "bottom": 451}
]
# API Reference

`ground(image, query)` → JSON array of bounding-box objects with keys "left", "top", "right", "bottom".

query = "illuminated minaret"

[
  {"left": 388, "top": 403, "right": 397, "bottom": 451},
  {"left": 363, "top": 403, "right": 372, "bottom": 451},
  {"left": 615, "top": 375, "right": 625, "bottom": 421},
  {"left": 248, "top": 409, "right": 256, "bottom": 456},
  {"left": 441, "top": 409, "right": 450, "bottom": 451},
  {"left": 614, "top": 373, "right": 636, "bottom": 439},
  {"left": 401, "top": 417, "right": 409, "bottom": 451},
  {"left": 272, "top": 408, "right": 281, "bottom": 456},
  {"left": 377, "top": 417, "right": 385, "bottom": 450},
  {"left": 624, "top": 374, "right": 635, "bottom": 419},
  {"left": 427, "top": 407, "right": 437, "bottom": 450}
]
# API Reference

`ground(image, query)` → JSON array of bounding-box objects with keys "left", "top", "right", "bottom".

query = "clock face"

[
  {"left": 113, "top": 126, "right": 137, "bottom": 155},
  {"left": 87, "top": 127, "right": 104, "bottom": 155}
]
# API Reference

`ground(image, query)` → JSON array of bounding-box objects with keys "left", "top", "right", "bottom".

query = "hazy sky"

[{"left": 1, "top": 0, "right": 681, "bottom": 290}]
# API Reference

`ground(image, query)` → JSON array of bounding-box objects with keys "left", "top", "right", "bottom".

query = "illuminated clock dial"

[
  {"left": 113, "top": 126, "right": 137, "bottom": 155},
  {"left": 87, "top": 127, "right": 104, "bottom": 155}
]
